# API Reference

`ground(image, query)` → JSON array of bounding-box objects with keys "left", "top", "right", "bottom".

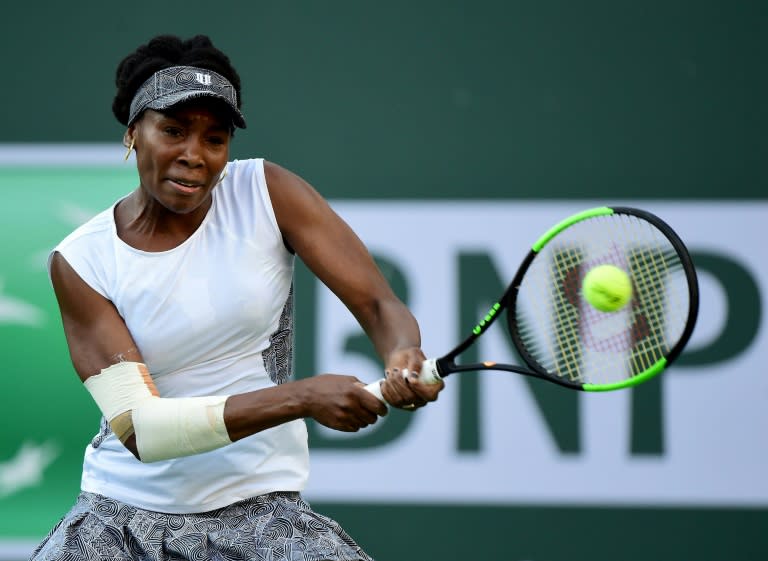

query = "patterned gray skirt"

[{"left": 30, "top": 491, "right": 374, "bottom": 561}]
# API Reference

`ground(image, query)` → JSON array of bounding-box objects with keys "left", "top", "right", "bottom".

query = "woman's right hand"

[{"left": 299, "top": 374, "right": 388, "bottom": 432}]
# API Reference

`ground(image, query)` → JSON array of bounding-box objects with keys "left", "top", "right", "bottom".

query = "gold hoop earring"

[{"left": 124, "top": 138, "right": 135, "bottom": 161}]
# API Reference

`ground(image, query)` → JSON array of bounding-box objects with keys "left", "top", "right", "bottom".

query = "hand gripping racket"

[{"left": 365, "top": 206, "right": 699, "bottom": 402}]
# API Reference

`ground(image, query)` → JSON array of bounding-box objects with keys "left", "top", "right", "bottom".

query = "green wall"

[{"left": 2, "top": 0, "right": 765, "bottom": 199}]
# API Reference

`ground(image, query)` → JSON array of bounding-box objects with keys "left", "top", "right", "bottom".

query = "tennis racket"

[{"left": 365, "top": 206, "right": 698, "bottom": 401}]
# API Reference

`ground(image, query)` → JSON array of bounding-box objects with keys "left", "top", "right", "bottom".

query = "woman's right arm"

[
  {"left": 50, "top": 251, "right": 143, "bottom": 377},
  {"left": 49, "top": 252, "right": 386, "bottom": 462}
]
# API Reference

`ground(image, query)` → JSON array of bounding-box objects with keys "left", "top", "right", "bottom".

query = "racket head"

[{"left": 506, "top": 206, "right": 699, "bottom": 391}]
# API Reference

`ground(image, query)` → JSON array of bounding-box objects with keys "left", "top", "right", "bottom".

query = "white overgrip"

[{"left": 363, "top": 358, "right": 442, "bottom": 405}]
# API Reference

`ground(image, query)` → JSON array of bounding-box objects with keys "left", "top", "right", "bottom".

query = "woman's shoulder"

[
  {"left": 47, "top": 204, "right": 117, "bottom": 288},
  {"left": 228, "top": 158, "right": 296, "bottom": 183},
  {"left": 217, "top": 158, "right": 287, "bottom": 244},
  {"left": 227, "top": 157, "right": 265, "bottom": 175},
  {"left": 55, "top": 205, "right": 115, "bottom": 252}
]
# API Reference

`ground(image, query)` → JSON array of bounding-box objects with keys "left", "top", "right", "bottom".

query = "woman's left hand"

[{"left": 379, "top": 347, "right": 444, "bottom": 411}]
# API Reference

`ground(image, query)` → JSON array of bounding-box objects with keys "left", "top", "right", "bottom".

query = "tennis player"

[{"left": 31, "top": 34, "right": 442, "bottom": 561}]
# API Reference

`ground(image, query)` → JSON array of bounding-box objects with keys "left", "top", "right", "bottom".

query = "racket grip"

[{"left": 363, "top": 358, "right": 442, "bottom": 404}]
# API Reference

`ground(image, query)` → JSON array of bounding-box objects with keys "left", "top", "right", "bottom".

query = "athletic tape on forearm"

[
  {"left": 132, "top": 395, "right": 231, "bottom": 462},
  {"left": 83, "top": 361, "right": 232, "bottom": 462}
]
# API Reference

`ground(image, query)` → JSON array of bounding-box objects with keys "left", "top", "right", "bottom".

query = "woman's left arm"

[{"left": 265, "top": 160, "right": 442, "bottom": 408}]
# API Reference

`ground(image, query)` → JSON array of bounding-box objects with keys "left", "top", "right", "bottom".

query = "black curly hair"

[{"left": 112, "top": 34, "right": 242, "bottom": 127}]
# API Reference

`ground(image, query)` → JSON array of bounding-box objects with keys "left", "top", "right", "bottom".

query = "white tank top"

[{"left": 50, "top": 158, "right": 309, "bottom": 513}]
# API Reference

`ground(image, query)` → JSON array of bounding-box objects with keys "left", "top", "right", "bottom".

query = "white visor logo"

[{"left": 195, "top": 73, "right": 212, "bottom": 86}]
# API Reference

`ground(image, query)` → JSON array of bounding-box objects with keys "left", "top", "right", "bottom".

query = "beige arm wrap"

[{"left": 83, "top": 361, "right": 232, "bottom": 463}]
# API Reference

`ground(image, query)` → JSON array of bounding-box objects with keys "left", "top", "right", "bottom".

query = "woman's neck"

[{"left": 114, "top": 188, "right": 213, "bottom": 252}]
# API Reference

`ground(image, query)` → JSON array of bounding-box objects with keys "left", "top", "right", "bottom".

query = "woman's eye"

[{"left": 164, "top": 127, "right": 183, "bottom": 137}]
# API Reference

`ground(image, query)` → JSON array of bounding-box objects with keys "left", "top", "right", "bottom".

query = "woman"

[{"left": 31, "top": 34, "right": 442, "bottom": 561}]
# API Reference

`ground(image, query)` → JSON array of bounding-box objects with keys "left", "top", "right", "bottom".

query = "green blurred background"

[
  {"left": 4, "top": 0, "right": 766, "bottom": 198},
  {"left": 1, "top": 1, "right": 766, "bottom": 560}
]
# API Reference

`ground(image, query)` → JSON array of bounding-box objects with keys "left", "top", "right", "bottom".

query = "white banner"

[
  {"left": 305, "top": 201, "right": 768, "bottom": 506},
  {"left": 1, "top": 145, "right": 763, "bottom": 510}
]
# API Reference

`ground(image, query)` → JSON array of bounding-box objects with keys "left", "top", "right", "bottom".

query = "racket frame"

[{"left": 434, "top": 206, "right": 699, "bottom": 392}]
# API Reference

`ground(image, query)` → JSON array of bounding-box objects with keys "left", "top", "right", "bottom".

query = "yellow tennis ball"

[{"left": 581, "top": 264, "right": 633, "bottom": 312}]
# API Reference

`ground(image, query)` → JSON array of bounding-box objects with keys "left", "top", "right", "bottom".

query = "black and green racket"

[{"left": 365, "top": 206, "right": 698, "bottom": 399}]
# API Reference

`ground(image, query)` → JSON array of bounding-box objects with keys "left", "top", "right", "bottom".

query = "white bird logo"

[
  {"left": 0, "top": 278, "right": 45, "bottom": 326},
  {"left": 0, "top": 441, "right": 59, "bottom": 498}
]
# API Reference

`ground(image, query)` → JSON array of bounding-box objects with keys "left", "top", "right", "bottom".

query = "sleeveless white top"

[{"left": 50, "top": 158, "right": 309, "bottom": 513}]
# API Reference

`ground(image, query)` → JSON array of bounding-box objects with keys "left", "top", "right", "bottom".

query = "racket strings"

[
  {"left": 516, "top": 246, "right": 582, "bottom": 381},
  {"left": 551, "top": 247, "right": 584, "bottom": 381},
  {"left": 515, "top": 214, "right": 690, "bottom": 386},
  {"left": 623, "top": 216, "right": 689, "bottom": 377},
  {"left": 629, "top": 253, "right": 686, "bottom": 373}
]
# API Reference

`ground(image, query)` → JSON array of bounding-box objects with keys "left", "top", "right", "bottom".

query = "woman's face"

[{"left": 129, "top": 100, "right": 232, "bottom": 215}]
